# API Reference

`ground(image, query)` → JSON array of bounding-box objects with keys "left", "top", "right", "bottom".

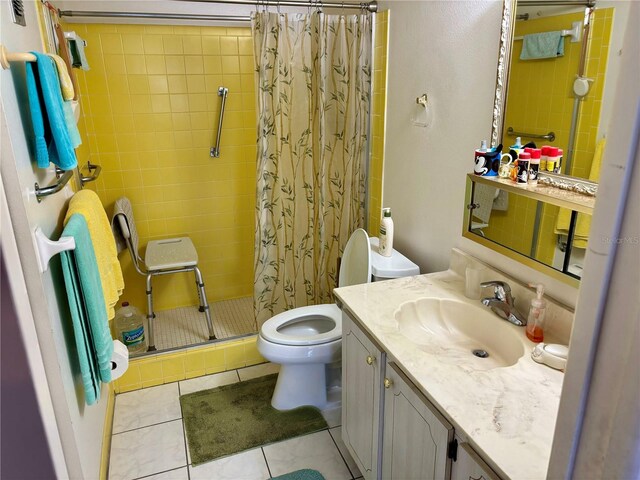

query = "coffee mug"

[
  {"left": 473, "top": 150, "right": 502, "bottom": 176},
  {"left": 498, "top": 153, "right": 513, "bottom": 178}
]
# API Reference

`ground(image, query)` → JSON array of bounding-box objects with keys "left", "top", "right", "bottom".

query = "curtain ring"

[{"left": 277, "top": 0, "right": 281, "bottom": 15}]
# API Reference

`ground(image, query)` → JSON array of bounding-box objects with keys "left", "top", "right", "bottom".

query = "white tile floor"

[{"left": 109, "top": 363, "right": 363, "bottom": 480}]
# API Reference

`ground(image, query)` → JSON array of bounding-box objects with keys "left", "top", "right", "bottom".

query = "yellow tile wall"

[
  {"left": 69, "top": 23, "right": 257, "bottom": 311},
  {"left": 113, "top": 335, "right": 265, "bottom": 393},
  {"left": 487, "top": 10, "right": 612, "bottom": 261},
  {"left": 367, "top": 11, "right": 389, "bottom": 236}
]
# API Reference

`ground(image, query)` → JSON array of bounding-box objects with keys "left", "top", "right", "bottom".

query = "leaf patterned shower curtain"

[{"left": 252, "top": 11, "right": 372, "bottom": 327}]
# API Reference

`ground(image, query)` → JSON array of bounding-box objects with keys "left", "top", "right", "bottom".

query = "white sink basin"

[{"left": 394, "top": 297, "right": 525, "bottom": 370}]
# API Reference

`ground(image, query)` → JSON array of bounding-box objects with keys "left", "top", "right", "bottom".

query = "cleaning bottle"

[
  {"left": 526, "top": 284, "right": 547, "bottom": 343},
  {"left": 379, "top": 207, "right": 394, "bottom": 257},
  {"left": 115, "top": 302, "right": 147, "bottom": 354},
  {"left": 509, "top": 136, "right": 523, "bottom": 158}
]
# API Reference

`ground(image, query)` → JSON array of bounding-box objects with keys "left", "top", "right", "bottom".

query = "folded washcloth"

[
  {"left": 60, "top": 214, "right": 114, "bottom": 405},
  {"left": 111, "top": 196, "right": 140, "bottom": 256},
  {"left": 520, "top": 31, "right": 565, "bottom": 60},
  {"left": 46, "top": 54, "right": 82, "bottom": 148},
  {"left": 26, "top": 52, "right": 78, "bottom": 170},
  {"left": 65, "top": 190, "right": 124, "bottom": 320},
  {"left": 46, "top": 53, "right": 74, "bottom": 100}
]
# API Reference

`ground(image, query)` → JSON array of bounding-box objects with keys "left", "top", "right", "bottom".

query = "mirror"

[{"left": 465, "top": 0, "right": 627, "bottom": 283}]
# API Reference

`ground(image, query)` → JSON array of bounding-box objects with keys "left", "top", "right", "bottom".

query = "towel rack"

[
  {"left": 35, "top": 169, "right": 74, "bottom": 202},
  {"left": 34, "top": 226, "right": 75, "bottom": 272},
  {"left": 80, "top": 161, "right": 102, "bottom": 186},
  {"left": 0, "top": 44, "right": 36, "bottom": 69},
  {"left": 507, "top": 127, "right": 556, "bottom": 142},
  {"left": 514, "top": 21, "right": 582, "bottom": 43},
  {"left": 210, "top": 86, "right": 229, "bottom": 158}
]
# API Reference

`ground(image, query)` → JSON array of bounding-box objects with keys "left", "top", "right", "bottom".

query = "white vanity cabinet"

[
  {"left": 450, "top": 443, "right": 501, "bottom": 480},
  {"left": 382, "top": 361, "right": 454, "bottom": 479},
  {"left": 342, "top": 310, "right": 500, "bottom": 480},
  {"left": 342, "top": 311, "right": 385, "bottom": 480}
]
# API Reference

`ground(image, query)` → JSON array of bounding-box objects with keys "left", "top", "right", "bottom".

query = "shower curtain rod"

[
  {"left": 58, "top": 11, "right": 252, "bottom": 22},
  {"left": 170, "top": 0, "right": 377, "bottom": 12},
  {"left": 58, "top": 0, "right": 377, "bottom": 21},
  {"left": 518, "top": 0, "right": 595, "bottom": 6}
]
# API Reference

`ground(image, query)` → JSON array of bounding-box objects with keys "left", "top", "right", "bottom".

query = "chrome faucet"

[{"left": 480, "top": 280, "right": 527, "bottom": 326}]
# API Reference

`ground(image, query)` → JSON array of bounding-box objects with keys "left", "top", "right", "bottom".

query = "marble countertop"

[{"left": 334, "top": 270, "right": 564, "bottom": 480}]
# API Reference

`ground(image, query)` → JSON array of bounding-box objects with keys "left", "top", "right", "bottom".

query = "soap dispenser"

[{"left": 526, "top": 283, "right": 547, "bottom": 343}]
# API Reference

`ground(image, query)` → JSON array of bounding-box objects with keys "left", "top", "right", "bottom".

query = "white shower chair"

[{"left": 114, "top": 200, "right": 216, "bottom": 351}]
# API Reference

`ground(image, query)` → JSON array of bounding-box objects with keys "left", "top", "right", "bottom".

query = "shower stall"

[{"left": 48, "top": 0, "right": 383, "bottom": 355}]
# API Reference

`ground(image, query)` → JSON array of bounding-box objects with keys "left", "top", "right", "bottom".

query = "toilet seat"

[{"left": 260, "top": 304, "right": 342, "bottom": 346}]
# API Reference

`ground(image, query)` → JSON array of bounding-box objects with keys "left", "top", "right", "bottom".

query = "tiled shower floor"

[
  {"left": 150, "top": 296, "right": 256, "bottom": 352},
  {"left": 108, "top": 363, "right": 362, "bottom": 480}
]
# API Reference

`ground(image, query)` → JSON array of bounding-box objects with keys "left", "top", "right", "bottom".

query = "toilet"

[{"left": 257, "top": 228, "right": 420, "bottom": 410}]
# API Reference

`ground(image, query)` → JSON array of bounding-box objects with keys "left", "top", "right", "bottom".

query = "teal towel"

[
  {"left": 26, "top": 52, "right": 78, "bottom": 170},
  {"left": 63, "top": 100, "right": 82, "bottom": 148},
  {"left": 60, "top": 214, "right": 114, "bottom": 405},
  {"left": 520, "top": 31, "right": 565, "bottom": 60}
]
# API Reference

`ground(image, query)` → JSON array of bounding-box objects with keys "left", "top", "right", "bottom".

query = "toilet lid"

[
  {"left": 338, "top": 228, "right": 371, "bottom": 288},
  {"left": 260, "top": 304, "right": 342, "bottom": 346}
]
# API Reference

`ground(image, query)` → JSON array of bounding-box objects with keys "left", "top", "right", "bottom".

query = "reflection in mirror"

[
  {"left": 469, "top": 181, "right": 591, "bottom": 279},
  {"left": 473, "top": 0, "right": 629, "bottom": 282}
]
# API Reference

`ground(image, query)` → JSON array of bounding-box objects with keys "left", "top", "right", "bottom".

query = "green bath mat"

[
  {"left": 180, "top": 374, "right": 328, "bottom": 465},
  {"left": 272, "top": 469, "right": 325, "bottom": 480}
]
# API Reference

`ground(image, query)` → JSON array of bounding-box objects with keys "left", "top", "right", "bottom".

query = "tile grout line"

[
  {"left": 112, "top": 417, "right": 183, "bottom": 436},
  {"left": 177, "top": 381, "right": 192, "bottom": 480},
  {"left": 261, "top": 447, "right": 273, "bottom": 479},
  {"left": 327, "top": 427, "right": 356, "bottom": 480},
  {"left": 132, "top": 466, "right": 187, "bottom": 480}
]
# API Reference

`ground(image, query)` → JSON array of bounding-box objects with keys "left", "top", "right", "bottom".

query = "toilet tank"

[{"left": 369, "top": 237, "right": 420, "bottom": 282}]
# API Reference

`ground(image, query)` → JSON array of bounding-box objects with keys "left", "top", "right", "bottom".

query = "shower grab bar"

[
  {"left": 210, "top": 86, "right": 229, "bottom": 158},
  {"left": 507, "top": 127, "right": 556, "bottom": 142},
  {"left": 35, "top": 169, "right": 74, "bottom": 202},
  {"left": 79, "top": 161, "right": 102, "bottom": 186}
]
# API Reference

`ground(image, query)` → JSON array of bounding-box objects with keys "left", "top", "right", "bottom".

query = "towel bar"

[
  {"left": 507, "top": 127, "right": 555, "bottom": 142},
  {"left": 34, "top": 226, "right": 75, "bottom": 273},
  {"left": 80, "top": 161, "right": 101, "bottom": 185},
  {"left": 0, "top": 44, "right": 36, "bottom": 69},
  {"left": 210, "top": 86, "right": 229, "bottom": 158},
  {"left": 35, "top": 169, "right": 74, "bottom": 202}
]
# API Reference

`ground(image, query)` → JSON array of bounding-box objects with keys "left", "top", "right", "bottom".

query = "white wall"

[
  {"left": 380, "top": 0, "right": 579, "bottom": 307},
  {"left": 1, "top": 1, "right": 108, "bottom": 477}
]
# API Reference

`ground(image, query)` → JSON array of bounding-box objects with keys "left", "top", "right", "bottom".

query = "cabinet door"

[
  {"left": 342, "top": 312, "right": 384, "bottom": 480},
  {"left": 382, "top": 362, "right": 454, "bottom": 480},
  {"left": 451, "top": 443, "right": 501, "bottom": 480}
]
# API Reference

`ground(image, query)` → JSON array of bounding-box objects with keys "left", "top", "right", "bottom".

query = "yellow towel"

[
  {"left": 47, "top": 53, "right": 75, "bottom": 101},
  {"left": 64, "top": 190, "right": 124, "bottom": 320},
  {"left": 555, "top": 138, "right": 605, "bottom": 248}
]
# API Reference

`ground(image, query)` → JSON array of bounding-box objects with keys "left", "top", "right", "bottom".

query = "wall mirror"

[{"left": 463, "top": 0, "right": 627, "bottom": 284}]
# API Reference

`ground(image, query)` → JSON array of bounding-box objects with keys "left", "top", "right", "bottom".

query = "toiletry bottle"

[
  {"left": 556, "top": 148, "right": 564, "bottom": 173},
  {"left": 540, "top": 146, "right": 550, "bottom": 171},
  {"left": 529, "top": 148, "right": 541, "bottom": 184},
  {"left": 509, "top": 137, "right": 523, "bottom": 158},
  {"left": 516, "top": 152, "right": 530, "bottom": 184},
  {"left": 379, "top": 207, "right": 394, "bottom": 257},
  {"left": 547, "top": 147, "right": 559, "bottom": 172},
  {"left": 526, "top": 284, "right": 547, "bottom": 343}
]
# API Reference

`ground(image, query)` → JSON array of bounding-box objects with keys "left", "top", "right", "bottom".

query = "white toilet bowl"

[
  {"left": 258, "top": 229, "right": 419, "bottom": 411},
  {"left": 257, "top": 304, "right": 342, "bottom": 410}
]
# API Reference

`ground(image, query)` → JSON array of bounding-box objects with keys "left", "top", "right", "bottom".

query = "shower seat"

[{"left": 113, "top": 198, "right": 216, "bottom": 351}]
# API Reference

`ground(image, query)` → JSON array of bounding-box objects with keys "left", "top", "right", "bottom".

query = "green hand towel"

[
  {"left": 520, "top": 31, "right": 564, "bottom": 60},
  {"left": 60, "top": 214, "right": 114, "bottom": 405}
]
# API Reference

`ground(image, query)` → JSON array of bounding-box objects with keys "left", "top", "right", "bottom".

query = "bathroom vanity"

[{"left": 335, "top": 250, "right": 572, "bottom": 480}]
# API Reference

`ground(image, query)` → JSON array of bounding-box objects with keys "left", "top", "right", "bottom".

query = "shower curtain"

[{"left": 252, "top": 11, "right": 372, "bottom": 327}]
